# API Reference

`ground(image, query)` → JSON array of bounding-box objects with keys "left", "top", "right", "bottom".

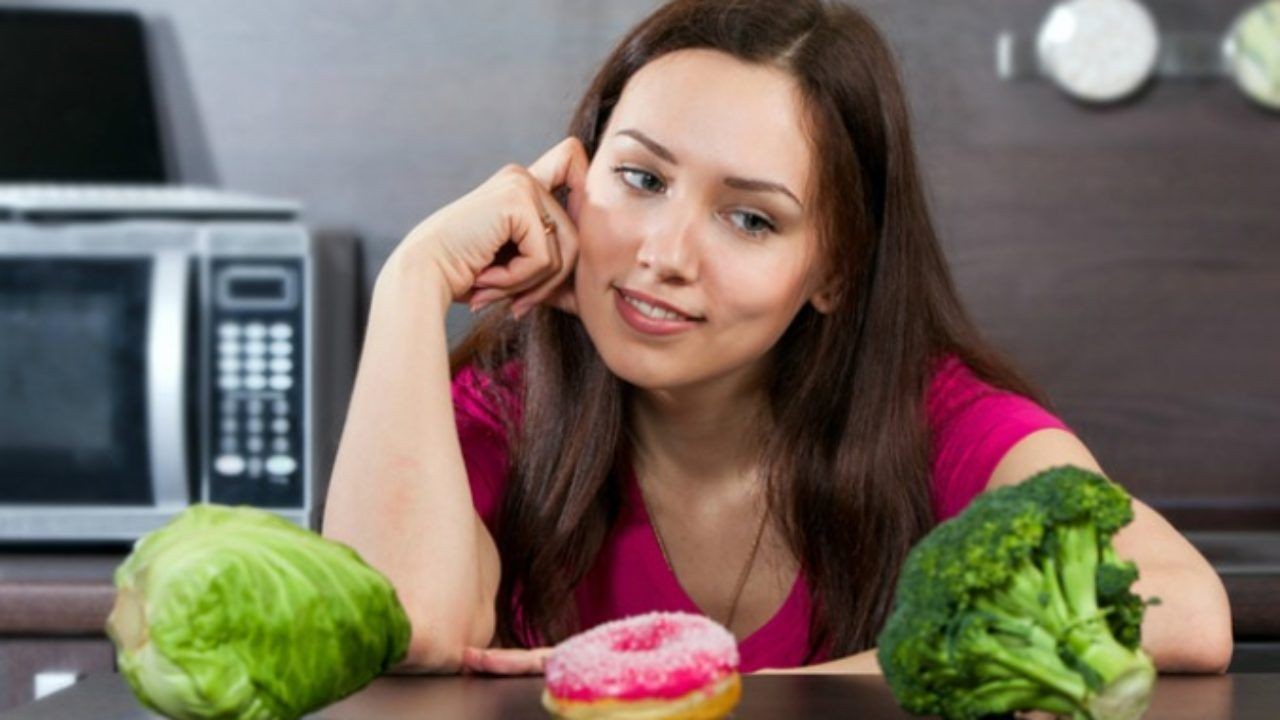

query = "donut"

[{"left": 542, "top": 611, "right": 741, "bottom": 719}]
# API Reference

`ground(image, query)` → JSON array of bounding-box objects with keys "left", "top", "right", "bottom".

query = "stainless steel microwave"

[{"left": 0, "top": 220, "right": 358, "bottom": 541}]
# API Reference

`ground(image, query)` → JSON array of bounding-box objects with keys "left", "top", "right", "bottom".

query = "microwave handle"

[{"left": 148, "top": 251, "right": 191, "bottom": 506}]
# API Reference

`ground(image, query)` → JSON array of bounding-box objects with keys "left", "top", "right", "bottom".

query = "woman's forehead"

[{"left": 606, "top": 49, "right": 812, "bottom": 201}]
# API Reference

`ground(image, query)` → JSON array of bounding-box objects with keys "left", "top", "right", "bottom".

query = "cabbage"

[{"left": 106, "top": 504, "right": 411, "bottom": 720}]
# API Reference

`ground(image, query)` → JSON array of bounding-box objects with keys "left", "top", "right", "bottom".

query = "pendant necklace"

[{"left": 639, "top": 479, "right": 770, "bottom": 634}]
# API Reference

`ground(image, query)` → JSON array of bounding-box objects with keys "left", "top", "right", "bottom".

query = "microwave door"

[
  {"left": 0, "top": 246, "right": 190, "bottom": 529},
  {"left": 0, "top": 256, "right": 152, "bottom": 504}
]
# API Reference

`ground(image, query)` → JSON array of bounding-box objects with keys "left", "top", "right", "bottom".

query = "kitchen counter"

[{"left": 3, "top": 671, "right": 1276, "bottom": 719}]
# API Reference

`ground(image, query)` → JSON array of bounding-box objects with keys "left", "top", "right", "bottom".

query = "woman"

[{"left": 323, "top": 0, "right": 1232, "bottom": 676}]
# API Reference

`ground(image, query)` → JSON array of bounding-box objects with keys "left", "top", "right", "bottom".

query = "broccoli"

[{"left": 876, "top": 465, "right": 1158, "bottom": 720}]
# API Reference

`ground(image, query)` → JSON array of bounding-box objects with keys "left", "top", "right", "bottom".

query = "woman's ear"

[{"left": 809, "top": 279, "right": 842, "bottom": 314}]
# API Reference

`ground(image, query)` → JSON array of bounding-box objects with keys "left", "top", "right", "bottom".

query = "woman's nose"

[{"left": 635, "top": 210, "right": 700, "bottom": 282}]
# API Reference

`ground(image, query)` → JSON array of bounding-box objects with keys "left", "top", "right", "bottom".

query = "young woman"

[{"left": 322, "top": 0, "right": 1232, "bottom": 676}]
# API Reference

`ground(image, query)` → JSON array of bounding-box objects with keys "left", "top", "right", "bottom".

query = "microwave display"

[{"left": 227, "top": 277, "right": 285, "bottom": 300}]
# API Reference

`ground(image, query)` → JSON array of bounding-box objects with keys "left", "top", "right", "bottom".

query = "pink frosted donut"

[{"left": 542, "top": 611, "right": 741, "bottom": 719}]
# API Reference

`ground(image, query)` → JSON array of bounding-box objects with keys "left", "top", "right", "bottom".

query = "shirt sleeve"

[
  {"left": 451, "top": 364, "right": 516, "bottom": 532},
  {"left": 926, "top": 356, "right": 1072, "bottom": 522}
]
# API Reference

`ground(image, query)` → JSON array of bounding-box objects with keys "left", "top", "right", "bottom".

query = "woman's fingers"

[
  {"left": 469, "top": 200, "right": 560, "bottom": 303},
  {"left": 510, "top": 201, "right": 579, "bottom": 317},
  {"left": 502, "top": 138, "right": 587, "bottom": 317},
  {"left": 467, "top": 138, "right": 588, "bottom": 317},
  {"left": 461, "top": 646, "right": 553, "bottom": 675},
  {"left": 474, "top": 197, "right": 579, "bottom": 317},
  {"left": 528, "top": 137, "right": 589, "bottom": 224}
]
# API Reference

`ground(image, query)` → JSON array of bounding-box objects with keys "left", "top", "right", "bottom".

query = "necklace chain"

[{"left": 639, "top": 481, "right": 770, "bottom": 634}]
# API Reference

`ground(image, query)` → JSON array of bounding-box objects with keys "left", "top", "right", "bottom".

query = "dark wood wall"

[
  {"left": 874, "top": 1, "right": 1280, "bottom": 528},
  {"left": 41, "top": 0, "right": 1275, "bottom": 528}
]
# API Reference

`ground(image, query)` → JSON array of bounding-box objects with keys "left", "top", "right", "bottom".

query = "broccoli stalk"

[{"left": 877, "top": 466, "right": 1158, "bottom": 720}]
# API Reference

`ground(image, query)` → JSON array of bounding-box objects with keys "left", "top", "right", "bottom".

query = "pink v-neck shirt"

[{"left": 450, "top": 355, "right": 1069, "bottom": 671}]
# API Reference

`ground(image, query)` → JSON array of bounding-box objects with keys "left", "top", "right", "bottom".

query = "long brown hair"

[{"left": 449, "top": 0, "right": 1050, "bottom": 661}]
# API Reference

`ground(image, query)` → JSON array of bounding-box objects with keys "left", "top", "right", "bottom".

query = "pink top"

[{"left": 452, "top": 355, "right": 1070, "bottom": 671}]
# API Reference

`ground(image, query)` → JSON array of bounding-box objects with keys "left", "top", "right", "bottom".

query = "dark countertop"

[{"left": 2, "top": 672, "right": 1274, "bottom": 720}]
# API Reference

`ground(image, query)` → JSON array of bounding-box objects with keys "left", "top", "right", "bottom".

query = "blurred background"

[{"left": 0, "top": 0, "right": 1277, "bottom": 709}]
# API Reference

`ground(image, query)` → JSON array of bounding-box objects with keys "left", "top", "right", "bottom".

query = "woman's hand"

[
  {"left": 385, "top": 136, "right": 589, "bottom": 318},
  {"left": 461, "top": 646, "right": 554, "bottom": 675}
]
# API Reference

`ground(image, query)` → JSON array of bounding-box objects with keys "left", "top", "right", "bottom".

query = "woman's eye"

[
  {"left": 729, "top": 210, "right": 777, "bottom": 239},
  {"left": 611, "top": 165, "right": 776, "bottom": 239},
  {"left": 612, "top": 166, "right": 665, "bottom": 194}
]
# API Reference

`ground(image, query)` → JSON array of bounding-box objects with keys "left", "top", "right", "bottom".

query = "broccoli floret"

[{"left": 877, "top": 466, "right": 1158, "bottom": 720}]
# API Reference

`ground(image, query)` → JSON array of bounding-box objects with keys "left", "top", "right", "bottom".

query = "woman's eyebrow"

[{"left": 614, "top": 128, "right": 803, "bottom": 210}]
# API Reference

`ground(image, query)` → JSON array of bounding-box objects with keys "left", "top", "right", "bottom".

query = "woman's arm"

[
  {"left": 322, "top": 257, "right": 500, "bottom": 673},
  {"left": 982, "top": 428, "right": 1233, "bottom": 674},
  {"left": 778, "top": 428, "right": 1233, "bottom": 677}
]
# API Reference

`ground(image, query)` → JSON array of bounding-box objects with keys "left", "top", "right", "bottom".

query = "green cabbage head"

[{"left": 106, "top": 504, "right": 411, "bottom": 720}]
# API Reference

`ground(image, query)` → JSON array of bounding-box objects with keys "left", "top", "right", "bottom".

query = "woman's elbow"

[
  {"left": 1198, "top": 572, "right": 1234, "bottom": 674},
  {"left": 389, "top": 619, "right": 467, "bottom": 675},
  {"left": 389, "top": 602, "right": 496, "bottom": 675},
  {"left": 1156, "top": 571, "right": 1234, "bottom": 674}
]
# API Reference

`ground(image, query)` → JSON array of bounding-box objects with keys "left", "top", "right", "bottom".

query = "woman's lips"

[
  {"left": 613, "top": 288, "right": 703, "bottom": 336},
  {"left": 616, "top": 287, "right": 701, "bottom": 319}
]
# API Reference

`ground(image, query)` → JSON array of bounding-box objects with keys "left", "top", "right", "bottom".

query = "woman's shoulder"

[
  {"left": 924, "top": 353, "right": 1043, "bottom": 429},
  {"left": 924, "top": 353, "right": 1071, "bottom": 521}
]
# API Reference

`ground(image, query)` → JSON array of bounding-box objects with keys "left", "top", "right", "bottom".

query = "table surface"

[{"left": 2, "top": 672, "right": 1276, "bottom": 720}]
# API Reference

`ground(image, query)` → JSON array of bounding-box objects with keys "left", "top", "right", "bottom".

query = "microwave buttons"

[
  {"left": 244, "top": 322, "right": 267, "bottom": 339},
  {"left": 221, "top": 418, "right": 238, "bottom": 434},
  {"left": 269, "top": 322, "right": 293, "bottom": 339},
  {"left": 247, "top": 399, "right": 264, "bottom": 415},
  {"left": 245, "top": 375, "right": 267, "bottom": 391},
  {"left": 218, "top": 340, "right": 241, "bottom": 356},
  {"left": 269, "top": 358, "right": 292, "bottom": 374},
  {"left": 269, "top": 340, "right": 292, "bottom": 356},
  {"left": 246, "top": 437, "right": 264, "bottom": 454},
  {"left": 269, "top": 376, "right": 293, "bottom": 391},
  {"left": 246, "top": 418, "right": 264, "bottom": 434},
  {"left": 272, "top": 438, "right": 290, "bottom": 453},
  {"left": 247, "top": 457, "right": 263, "bottom": 478},
  {"left": 215, "top": 454, "right": 246, "bottom": 476},
  {"left": 271, "top": 419, "right": 290, "bottom": 434},
  {"left": 266, "top": 455, "right": 298, "bottom": 476},
  {"left": 244, "top": 357, "right": 266, "bottom": 374},
  {"left": 273, "top": 399, "right": 289, "bottom": 415},
  {"left": 218, "top": 375, "right": 242, "bottom": 391},
  {"left": 218, "top": 322, "right": 241, "bottom": 339},
  {"left": 244, "top": 340, "right": 267, "bottom": 357},
  {"left": 219, "top": 357, "right": 242, "bottom": 373}
]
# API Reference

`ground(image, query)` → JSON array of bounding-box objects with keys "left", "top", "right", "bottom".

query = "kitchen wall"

[{"left": 9, "top": 0, "right": 1278, "bottom": 526}]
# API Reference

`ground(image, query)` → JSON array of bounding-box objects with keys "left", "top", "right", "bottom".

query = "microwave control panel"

[{"left": 206, "top": 258, "right": 306, "bottom": 508}]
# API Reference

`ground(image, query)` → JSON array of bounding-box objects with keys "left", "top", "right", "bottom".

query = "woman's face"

[{"left": 572, "top": 48, "right": 833, "bottom": 393}]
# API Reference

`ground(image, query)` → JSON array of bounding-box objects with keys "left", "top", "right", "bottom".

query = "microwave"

[{"left": 0, "top": 219, "right": 358, "bottom": 541}]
